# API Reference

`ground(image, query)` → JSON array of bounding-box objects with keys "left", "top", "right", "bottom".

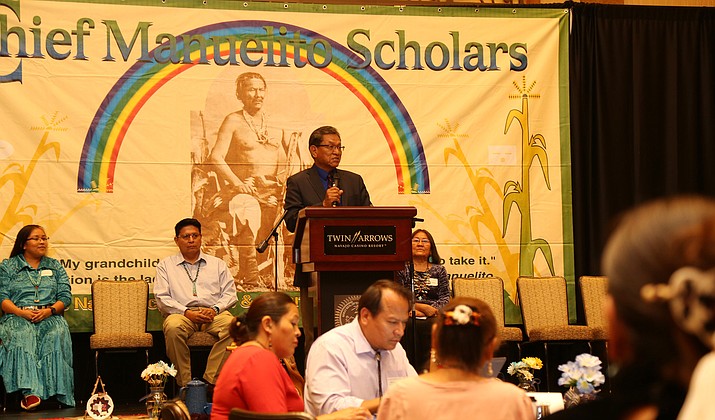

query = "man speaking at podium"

[
  {"left": 284, "top": 125, "right": 372, "bottom": 233},
  {"left": 284, "top": 125, "right": 372, "bottom": 350}
]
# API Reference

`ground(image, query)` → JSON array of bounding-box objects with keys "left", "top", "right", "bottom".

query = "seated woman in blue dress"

[
  {"left": 395, "top": 229, "right": 451, "bottom": 372},
  {"left": 0, "top": 224, "right": 75, "bottom": 410}
]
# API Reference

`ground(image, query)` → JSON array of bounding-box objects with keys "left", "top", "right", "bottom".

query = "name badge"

[
  {"left": 41, "top": 270, "right": 53, "bottom": 277},
  {"left": 428, "top": 277, "right": 438, "bottom": 286}
]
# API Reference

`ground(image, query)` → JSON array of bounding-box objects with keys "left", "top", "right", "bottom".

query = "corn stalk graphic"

[
  {"left": 502, "top": 77, "right": 555, "bottom": 277},
  {"left": 411, "top": 120, "right": 521, "bottom": 313},
  {"left": 0, "top": 112, "right": 97, "bottom": 245}
]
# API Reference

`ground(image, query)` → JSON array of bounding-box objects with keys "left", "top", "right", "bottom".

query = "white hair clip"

[
  {"left": 444, "top": 304, "right": 480, "bottom": 326},
  {"left": 641, "top": 266, "right": 715, "bottom": 349}
]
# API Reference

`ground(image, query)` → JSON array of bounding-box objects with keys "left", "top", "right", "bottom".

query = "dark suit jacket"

[
  {"left": 284, "top": 165, "right": 372, "bottom": 233},
  {"left": 284, "top": 165, "right": 371, "bottom": 288}
]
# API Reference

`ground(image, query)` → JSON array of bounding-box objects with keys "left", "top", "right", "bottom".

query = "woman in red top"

[{"left": 211, "top": 292, "right": 369, "bottom": 420}]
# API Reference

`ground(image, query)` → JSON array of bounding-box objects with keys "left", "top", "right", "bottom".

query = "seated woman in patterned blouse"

[
  {"left": 395, "top": 229, "right": 451, "bottom": 372},
  {"left": 0, "top": 224, "right": 74, "bottom": 410}
]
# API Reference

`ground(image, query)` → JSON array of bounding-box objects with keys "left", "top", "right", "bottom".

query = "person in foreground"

[
  {"left": 304, "top": 280, "right": 418, "bottom": 416},
  {"left": 377, "top": 297, "right": 534, "bottom": 420},
  {"left": 395, "top": 229, "right": 450, "bottom": 372},
  {"left": 547, "top": 196, "right": 713, "bottom": 420},
  {"left": 211, "top": 292, "right": 370, "bottom": 420},
  {"left": 154, "top": 218, "right": 238, "bottom": 387},
  {"left": 0, "top": 224, "right": 75, "bottom": 410}
]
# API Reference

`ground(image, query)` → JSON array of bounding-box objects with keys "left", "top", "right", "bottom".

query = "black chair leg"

[
  {"left": 95, "top": 350, "right": 100, "bottom": 379},
  {"left": 543, "top": 342, "right": 550, "bottom": 392},
  {"left": 145, "top": 349, "right": 150, "bottom": 395}
]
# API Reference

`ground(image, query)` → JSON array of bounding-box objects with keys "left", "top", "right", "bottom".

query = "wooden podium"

[{"left": 292, "top": 206, "right": 417, "bottom": 334}]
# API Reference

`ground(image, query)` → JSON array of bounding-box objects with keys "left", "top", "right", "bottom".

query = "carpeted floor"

[{"left": 1, "top": 402, "right": 148, "bottom": 419}]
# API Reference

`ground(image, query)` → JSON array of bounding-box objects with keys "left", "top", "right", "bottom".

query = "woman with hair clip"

[
  {"left": 211, "top": 292, "right": 370, "bottom": 420},
  {"left": 547, "top": 195, "right": 714, "bottom": 420},
  {"left": 395, "top": 229, "right": 450, "bottom": 372},
  {"left": 376, "top": 297, "right": 534, "bottom": 420},
  {"left": 670, "top": 265, "right": 715, "bottom": 420}
]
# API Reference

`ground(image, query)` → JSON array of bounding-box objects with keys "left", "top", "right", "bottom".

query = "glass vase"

[
  {"left": 563, "top": 386, "right": 598, "bottom": 408},
  {"left": 146, "top": 386, "right": 167, "bottom": 419},
  {"left": 517, "top": 378, "right": 537, "bottom": 392}
]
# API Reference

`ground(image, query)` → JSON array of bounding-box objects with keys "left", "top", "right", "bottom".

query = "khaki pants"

[{"left": 162, "top": 311, "right": 234, "bottom": 386}]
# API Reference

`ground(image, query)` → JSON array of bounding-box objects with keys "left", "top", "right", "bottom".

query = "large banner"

[{"left": 0, "top": 1, "right": 573, "bottom": 331}]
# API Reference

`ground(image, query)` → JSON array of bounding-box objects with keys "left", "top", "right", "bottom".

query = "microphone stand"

[
  {"left": 256, "top": 210, "right": 289, "bottom": 291},
  {"left": 409, "top": 217, "right": 422, "bottom": 370},
  {"left": 408, "top": 258, "right": 419, "bottom": 371}
]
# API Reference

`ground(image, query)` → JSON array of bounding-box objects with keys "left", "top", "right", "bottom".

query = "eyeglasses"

[
  {"left": 27, "top": 236, "right": 50, "bottom": 242},
  {"left": 412, "top": 238, "right": 430, "bottom": 244},
  {"left": 179, "top": 233, "right": 201, "bottom": 240},
  {"left": 316, "top": 144, "right": 345, "bottom": 152}
]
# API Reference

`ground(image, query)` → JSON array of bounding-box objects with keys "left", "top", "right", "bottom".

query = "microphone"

[
  {"left": 331, "top": 171, "right": 340, "bottom": 207},
  {"left": 256, "top": 210, "right": 289, "bottom": 253}
]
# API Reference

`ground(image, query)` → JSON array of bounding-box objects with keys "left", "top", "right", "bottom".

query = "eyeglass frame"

[
  {"left": 316, "top": 144, "right": 345, "bottom": 152},
  {"left": 26, "top": 236, "right": 50, "bottom": 242},
  {"left": 178, "top": 233, "right": 201, "bottom": 240}
]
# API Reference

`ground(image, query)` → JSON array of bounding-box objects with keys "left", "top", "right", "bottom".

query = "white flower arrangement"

[
  {"left": 140, "top": 360, "right": 177, "bottom": 387},
  {"left": 557, "top": 353, "right": 606, "bottom": 395},
  {"left": 507, "top": 357, "right": 543, "bottom": 382}
]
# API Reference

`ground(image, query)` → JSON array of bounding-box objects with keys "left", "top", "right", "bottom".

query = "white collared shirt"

[
  {"left": 154, "top": 251, "right": 237, "bottom": 314},
  {"left": 304, "top": 318, "right": 417, "bottom": 416}
]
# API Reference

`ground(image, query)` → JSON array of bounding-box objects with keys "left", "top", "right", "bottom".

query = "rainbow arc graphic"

[{"left": 77, "top": 21, "right": 430, "bottom": 194}]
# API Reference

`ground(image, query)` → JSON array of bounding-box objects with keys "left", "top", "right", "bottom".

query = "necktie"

[{"left": 376, "top": 351, "right": 382, "bottom": 398}]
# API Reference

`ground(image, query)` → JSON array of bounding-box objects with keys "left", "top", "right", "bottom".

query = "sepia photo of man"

[{"left": 191, "top": 72, "right": 308, "bottom": 291}]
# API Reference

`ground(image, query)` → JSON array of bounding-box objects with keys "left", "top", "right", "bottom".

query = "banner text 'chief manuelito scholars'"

[{"left": 0, "top": 9, "right": 529, "bottom": 83}]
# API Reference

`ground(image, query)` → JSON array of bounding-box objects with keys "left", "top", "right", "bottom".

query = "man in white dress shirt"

[
  {"left": 304, "top": 280, "right": 418, "bottom": 416},
  {"left": 154, "top": 218, "right": 238, "bottom": 386}
]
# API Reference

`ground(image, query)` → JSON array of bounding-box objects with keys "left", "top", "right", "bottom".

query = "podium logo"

[
  {"left": 326, "top": 230, "right": 394, "bottom": 244},
  {"left": 323, "top": 225, "right": 397, "bottom": 255}
]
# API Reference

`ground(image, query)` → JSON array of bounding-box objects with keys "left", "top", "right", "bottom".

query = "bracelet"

[{"left": 50, "top": 307, "right": 57, "bottom": 315}]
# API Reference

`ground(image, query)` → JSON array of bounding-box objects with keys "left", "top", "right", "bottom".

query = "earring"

[
  {"left": 430, "top": 349, "right": 437, "bottom": 364},
  {"left": 487, "top": 362, "right": 493, "bottom": 377},
  {"left": 268, "top": 335, "right": 273, "bottom": 349}
]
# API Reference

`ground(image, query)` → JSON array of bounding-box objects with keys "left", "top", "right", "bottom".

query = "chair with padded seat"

[
  {"left": 452, "top": 277, "right": 524, "bottom": 347},
  {"left": 187, "top": 331, "right": 219, "bottom": 348},
  {"left": 90, "top": 279, "right": 153, "bottom": 379},
  {"left": 229, "top": 407, "right": 316, "bottom": 420},
  {"left": 170, "top": 330, "right": 219, "bottom": 393},
  {"left": 579, "top": 275, "right": 609, "bottom": 341},
  {"left": 579, "top": 275, "right": 611, "bottom": 389},
  {"left": 517, "top": 276, "right": 598, "bottom": 391}
]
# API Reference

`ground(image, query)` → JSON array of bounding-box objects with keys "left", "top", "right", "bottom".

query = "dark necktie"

[
  {"left": 326, "top": 172, "right": 334, "bottom": 190},
  {"left": 375, "top": 351, "right": 382, "bottom": 398}
]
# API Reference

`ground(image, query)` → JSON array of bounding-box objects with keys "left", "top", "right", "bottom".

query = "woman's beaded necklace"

[{"left": 26, "top": 269, "right": 42, "bottom": 303}]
